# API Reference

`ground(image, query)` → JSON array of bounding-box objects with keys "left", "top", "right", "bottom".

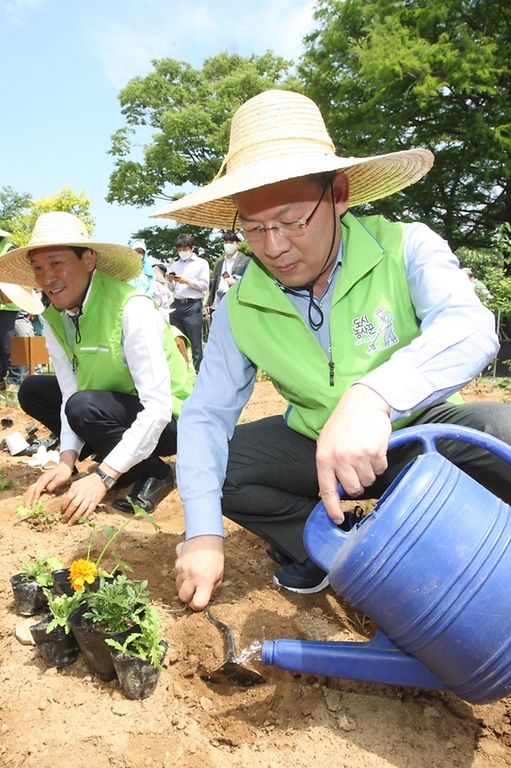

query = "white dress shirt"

[
  {"left": 43, "top": 277, "right": 173, "bottom": 474},
  {"left": 169, "top": 253, "right": 210, "bottom": 300}
]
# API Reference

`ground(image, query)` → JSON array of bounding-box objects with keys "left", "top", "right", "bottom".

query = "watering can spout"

[{"left": 262, "top": 630, "right": 446, "bottom": 691}]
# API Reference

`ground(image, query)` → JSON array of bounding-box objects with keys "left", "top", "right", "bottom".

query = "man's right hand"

[{"left": 174, "top": 535, "right": 224, "bottom": 611}]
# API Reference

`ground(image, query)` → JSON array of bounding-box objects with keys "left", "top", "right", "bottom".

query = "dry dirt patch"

[{"left": 0, "top": 378, "right": 510, "bottom": 767}]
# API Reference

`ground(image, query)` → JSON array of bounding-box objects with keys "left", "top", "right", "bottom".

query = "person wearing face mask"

[
  {"left": 128, "top": 239, "right": 156, "bottom": 298},
  {"left": 205, "top": 231, "right": 250, "bottom": 322},
  {"left": 167, "top": 234, "right": 210, "bottom": 372}
]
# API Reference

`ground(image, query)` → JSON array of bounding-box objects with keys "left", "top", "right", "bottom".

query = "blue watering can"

[{"left": 262, "top": 424, "right": 511, "bottom": 704}]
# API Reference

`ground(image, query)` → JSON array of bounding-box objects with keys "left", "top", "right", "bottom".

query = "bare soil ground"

[{"left": 1, "top": 378, "right": 511, "bottom": 768}]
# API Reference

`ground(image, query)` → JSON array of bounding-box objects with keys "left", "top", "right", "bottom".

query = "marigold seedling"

[{"left": 15, "top": 500, "right": 53, "bottom": 522}]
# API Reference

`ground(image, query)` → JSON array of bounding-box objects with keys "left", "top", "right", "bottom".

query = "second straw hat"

[{"left": 0, "top": 212, "right": 141, "bottom": 288}]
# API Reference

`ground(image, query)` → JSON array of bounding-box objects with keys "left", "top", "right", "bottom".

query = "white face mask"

[
  {"left": 178, "top": 249, "right": 193, "bottom": 261},
  {"left": 224, "top": 242, "right": 238, "bottom": 256}
]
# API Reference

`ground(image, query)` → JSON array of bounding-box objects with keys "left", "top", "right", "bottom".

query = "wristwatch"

[{"left": 94, "top": 467, "right": 116, "bottom": 489}]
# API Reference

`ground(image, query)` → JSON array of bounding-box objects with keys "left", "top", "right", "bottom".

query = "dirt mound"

[{"left": 0, "top": 379, "right": 510, "bottom": 768}]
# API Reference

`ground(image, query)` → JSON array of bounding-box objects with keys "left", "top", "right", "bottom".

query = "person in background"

[
  {"left": 129, "top": 238, "right": 155, "bottom": 297},
  {"left": 167, "top": 234, "right": 209, "bottom": 372},
  {"left": 206, "top": 231, "right": 250, "bottom": 321},
  {"left": 0, "top": 212, "right": 193, "bottom": 525},
  {"left": 0, "top": 282, "right": 44, "bottom": 389},
  {"left": 461, "top": 267, "right": 493, "bottom": 302},
  {"left": 152, "top": 263, "right": 173, "bottom": 321},
  {"left": 0, "top": 225, "right": 45, "bottom": 387},
  {"left": 149, "top": 89, "right": 509, "bottom": 611}
]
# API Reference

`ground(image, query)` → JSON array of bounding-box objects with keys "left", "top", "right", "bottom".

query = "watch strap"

[{"left": 94, "top": 467, "right": 116, "bottom": 489}]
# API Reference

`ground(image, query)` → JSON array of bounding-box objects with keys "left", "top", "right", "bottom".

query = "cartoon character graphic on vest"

[
  {"left": 352, "top": 307, "right": 399, "bottom": 353},
  {"left": 367, "top": 307, "right": 399, "bottom": 353}
]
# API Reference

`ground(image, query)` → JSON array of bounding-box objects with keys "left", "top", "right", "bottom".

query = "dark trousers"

[
  {"left": 0, "top": 310, "right": 21, "bottom": 384},
  {"left": 170, "top": 299, "right": 203, "bottom": 372},
  {"left": 18, "top": 375, "right": 177, "bottom": 481},
  {"left": 221, "top": 401, "right": 511, "bottom": 564}
]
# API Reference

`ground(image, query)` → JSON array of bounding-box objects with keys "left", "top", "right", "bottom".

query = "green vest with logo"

[
  {"left": 227, "top": 212, "right": 461, "bottom": 440},
  {"left": 44, "top": 270, "right": 194, "bottom": 417}
]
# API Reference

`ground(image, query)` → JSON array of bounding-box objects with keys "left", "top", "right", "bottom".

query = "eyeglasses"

[{"left": 237, "top": 181, "right": 330, "bottom": 244}]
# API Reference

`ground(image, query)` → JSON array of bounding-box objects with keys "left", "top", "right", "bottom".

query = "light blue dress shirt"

[{"left": 176, "top": 220, "right": 499, "bottom": 540}]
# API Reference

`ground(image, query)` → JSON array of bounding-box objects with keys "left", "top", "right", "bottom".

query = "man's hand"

[
  {"left": 60, "top": 471, "right": 108, "bottom": 526},
  {"left": 24, "top": 461, "right": 74, "bottom": 509},
  {"left": 173, "top": 275, "right": 189, "bottom": 285},
  {"left": 174, "top": 535, "right": 224, "bottom": 611},
  {"left": 316, "top": 384, "right": 392, "bottom": 523}
]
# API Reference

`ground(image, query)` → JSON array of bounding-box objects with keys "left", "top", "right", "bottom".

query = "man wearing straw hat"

[
  {"left": 0, "top": 212, "right": 194, "bottom": 524},
  {"left": 150, "top": 90, "right": 507, "bottom": 609}
]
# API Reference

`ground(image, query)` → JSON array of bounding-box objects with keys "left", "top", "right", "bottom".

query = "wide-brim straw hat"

[
  {"left": 150, "top": 90, "right": 434, "bottom": 230},
  {"left": 0, "top": 212, "right": 142, "bottom": 288},
  {"left": 0, "top": 283, "right": 45, "bottom": 314}
]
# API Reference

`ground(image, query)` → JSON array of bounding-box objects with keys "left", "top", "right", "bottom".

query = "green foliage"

[
  {"left": 19, "top": 552, "right": 63, "bottom": 587},
  {"left": 0, "top": 186, "right": 31, "bottom": 234},
  {"left": 84, "top": 574, "right": 150, "bottom": 633},
  {"left": 300, "top": 0, "right": 511, "bottom": 250},
  {"left": 43, "top": 590, "right": 85, "bottom": 635},
  {"left": 0, "top": 471, "right": 13, "bottom": 490},
  {"left": 16, "top": 499, "right": 51, "bottom": 522},
  {"left": 107, "top": 51, "right": 300, "bottom": 252},
  {"left": 9, "top": 187, "right": 95, "bottom": 247},
  {"left": 457, "top": 224, "right": 511, "bottom": 318},
  {"left": 81, "top": 504, "right": 161, "bottom": 575},
  {"left": 131, "top": 224, "right": 254, "bottom": 269},
  {"left": 105, "top": 604, "right": 165, "bottom": 669},
  {"left": 131, "top": 224, "right": 226, "bottom": 268}
]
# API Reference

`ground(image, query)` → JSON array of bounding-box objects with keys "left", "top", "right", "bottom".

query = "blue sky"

[{"left": 1, "top": 0, "right": 315, "bottom": 245}]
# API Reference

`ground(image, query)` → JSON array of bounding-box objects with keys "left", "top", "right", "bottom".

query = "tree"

[
  {"left": 131, "top": 224, "right": 225, "bottom": 267},
  {"left": 107, "top": 51, "right": 301, "bottom": 255},
  {"left": 132, "top": 224, "right": 254, "bottom": 269},
  {"left": 9, "top": 187, "right": 95, "bottom": 247},
  {"left": 300, "top": 0, "right": 511, "bottom": 250},
  {"left": 0, "top": 186, "right": 31, "bottom": 235},
  {"left": 457, "top": 223, "right": 511, "bottom": 327},
  {"left": 108, "top": 51, "right": 300, "bottom": 208}
]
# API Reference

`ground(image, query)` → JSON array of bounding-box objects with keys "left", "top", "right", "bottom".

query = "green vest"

[
  {"left": 227, "top": 213, "right": 460, "bottom": 440},
  {"left": 44, "top": 270, "right": 194, "bottom": 417}
]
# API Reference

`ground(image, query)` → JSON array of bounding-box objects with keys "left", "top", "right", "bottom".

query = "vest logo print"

[{"left": 352, "top": 307, "right": 399, "bottom": 355}]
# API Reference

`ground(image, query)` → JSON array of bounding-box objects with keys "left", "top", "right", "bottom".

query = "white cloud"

[
  {"left": 82, "top": 0, "right": 315, "bottom": 89},
  {"left": 83, "top": 2, "right": 220, "bottom": 89},
  {"left": 1, "top": 0, "right": 50, "bottom": 26},
  {"left": 229, "top": 0, "right": 316, "bottom": 61}
]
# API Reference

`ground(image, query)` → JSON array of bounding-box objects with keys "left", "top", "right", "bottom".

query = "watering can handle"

[{"left": 305, "top": 423, "right": 511, "bottom": 573}]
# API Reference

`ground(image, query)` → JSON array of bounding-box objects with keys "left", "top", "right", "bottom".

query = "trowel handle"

[{"left": 305, "top": 423, "right": 511, "bottom": 572}]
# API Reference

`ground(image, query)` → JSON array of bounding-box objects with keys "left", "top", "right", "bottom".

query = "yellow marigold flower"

[{"left": 69, "top": 559, "right": 98, "bottom": 591}]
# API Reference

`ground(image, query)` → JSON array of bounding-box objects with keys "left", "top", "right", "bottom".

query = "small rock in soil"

[{"left": 15, "top": 619, "right": 36, "bottom": 646}]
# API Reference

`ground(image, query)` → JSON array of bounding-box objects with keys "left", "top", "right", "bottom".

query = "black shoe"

[
  {"left": 273, "top": 557, "right": 329, "bottom": 594},
  {"left": 266, "top": 545, "right": 292, "bottom": 567},
  {"left": 112, "top": 467, "right": 175, "bottom": 514}
]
